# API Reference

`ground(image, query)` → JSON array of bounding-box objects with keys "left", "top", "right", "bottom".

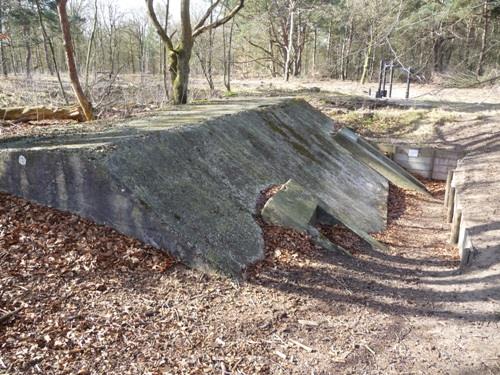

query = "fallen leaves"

[{"left": 0, "top": 178, "right": 465, "bottom": 374}]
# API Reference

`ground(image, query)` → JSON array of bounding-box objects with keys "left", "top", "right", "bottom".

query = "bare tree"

[
  {"left": 145, "top": 0, "right": 244, "bottom": 104},
  {"left": 222, "top": 18, "right": 234, "bottom": 92},
  {"left": 162, "top": 0, "right": 170, "bottom": 100},
  {"left": 84, "top": 0, "right": 98, "bottom": 91},
  {"left": 35, "top": 0, "right": 68, "bottom": 104},
  {"left": 0, "top": 0, "right": 7, "bottom": 77},
  {"left": 56, "top": 0, "right": 94, "bottom": 121},
  {"left": 284, "top": 0, "right": 296, "bottom": 81},
  {"left": 476, "top": 0, "right": 491, "bottom": 77}
]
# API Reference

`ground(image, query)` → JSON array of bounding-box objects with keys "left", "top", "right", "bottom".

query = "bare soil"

[{"left": 2, "top": 177, "right": 499, "bottom": 374}]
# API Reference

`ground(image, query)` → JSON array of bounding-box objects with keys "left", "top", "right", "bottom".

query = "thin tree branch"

[
  {"left": 193, "top": 0, "right": 244, "bottom": 38},
  {"left": 193, "top": 0, "right": 223, "bottom": 31},
  {"left": 145, "top": 0, "right": 174, "bottom": 51}
]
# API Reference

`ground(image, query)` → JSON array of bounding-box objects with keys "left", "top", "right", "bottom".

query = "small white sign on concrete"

[
  {"left": 18, "top": 155, "right": 27, "bottom": 166},
  {"left": 408, "top": 149, "right": 419, "bottom": 158}
]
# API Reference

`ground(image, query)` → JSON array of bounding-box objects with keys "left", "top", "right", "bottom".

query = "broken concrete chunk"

[
  {"left": 261, "top": 180, "right": 318, "bottom": 232},
  {"left": 262, "top": 179, "right": 378, "bottom": 256}
]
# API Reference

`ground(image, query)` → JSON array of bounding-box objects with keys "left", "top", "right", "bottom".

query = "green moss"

[
  {"left": 281, "top": 123, "right": 309, "bottom": 145},
  {"left": 291, "top": 141, "right": 319, "bottom": 163},
  {"left": 136, "top": 195, "right": 152, "bottom": 210},
  {"left": 266, "top": 120, "right": 289, "bottom": 138}
]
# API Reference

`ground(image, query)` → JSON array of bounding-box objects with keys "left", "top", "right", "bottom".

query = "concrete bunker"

[{"left": 0, "top": 99, "right": 396, "bottom": 277}]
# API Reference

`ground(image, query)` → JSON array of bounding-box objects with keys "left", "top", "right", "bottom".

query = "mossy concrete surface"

[{"left": 0, "top": 99, "right": 388, "bottom": 276}]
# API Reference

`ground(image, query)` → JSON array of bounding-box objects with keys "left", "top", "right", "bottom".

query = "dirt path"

[{"left": 2, "top": 178, "right": 498, "bottom": 374}]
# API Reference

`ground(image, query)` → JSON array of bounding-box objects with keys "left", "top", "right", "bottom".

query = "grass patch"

[
  {"left": 223, "top": 90, "right": 238, "bottom": 97},
  {"left": 333, "top": 107, "right": 462, "bottom": 142},
  {"left": 336, "top": 109, "right": 427, "bottom": 137}
]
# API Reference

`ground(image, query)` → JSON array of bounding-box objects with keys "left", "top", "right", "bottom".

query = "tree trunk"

[
  {"left": 84, "top": 0, "right": 98, "bottom": 92},
  {"left": 223, "top": 19, "right": 234, "bottom": 92},
  {"left": 326, "top": 20, "right": 333, "bottom": 70},
  {"left": 284, "top": 1, "right": 295, "bottom": 81},
  {"left": 162, "top": 0, "right": 170, "bottom": 100},
  {"left": 476, "top": 1, "right": 490, "bottom": 77},
  {"left": 35, "top": 3, "right": 54, "bottom": 76},
  {"left": 0, "top": 0, "right": 7, "bottom": 77},
  {"left": 24, "top": 25, "right": 32, "bottom": 79},
  {"left": 207, "top": 2, "right": 214, "bottom": 93},
  {"left": 360, "top": 25, "right": 373, "bottom": 84},
  {"left": 170, "top": 0, "right": 193, "bottom": 105},
  {"left": 343, "top": 17, "right": 353, "bottom": 80},
  {"left": 464, "top": 20, "right": 473, "bottom": 69},
  {"left": 171, "top": 48, "right": 191, "bottom": 104},
  {"left": 0, "top": 105, "right": 82, "bottom": 122},
  {"left": 311, "top": 27, "right": 317, "bottom": 76},
  {"left": 57, "top": 0, "right": 94, "bottom": 121},
  {"left": 35, "top": 0, "right": 68, "bottom": 104},
  {"left": 9, "top": 43, "right": 17, "bottom": 75}
]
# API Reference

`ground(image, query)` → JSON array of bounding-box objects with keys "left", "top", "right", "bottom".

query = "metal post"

[
  {"left": 381, "top": 63, "right": 387, "bottom": 97},
  {"left": 388, "top": 62, "right": 394, "bottom": 98},
  {"left": 376, "top": 59, "right": 384, "bottom": 98},
  {"left": 405, "top": 67, "right": 411, "bottom": 99}
]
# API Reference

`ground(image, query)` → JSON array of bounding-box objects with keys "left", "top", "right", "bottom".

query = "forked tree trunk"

[
  {"left": 146, "top": 0, "right": 244, "bottom": 105},
  {"left": 56, "top": 0, "right": 94, "bottom": 121}
]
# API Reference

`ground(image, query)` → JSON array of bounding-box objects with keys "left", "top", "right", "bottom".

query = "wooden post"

[
  {"left": 388, "top": 62, "right": 394, "bottom": 98},
  {"left": 444, "top": 170, "right": 453, "bottom": 208},
  {"left": 405, "top": 67, "right": 411, "bottom": 99},
  {"left": 447, "top": 187, "right": 455, "bottom": 223},
  {"left": 450, "top": 209, "right": 462, "bottom": 245}
]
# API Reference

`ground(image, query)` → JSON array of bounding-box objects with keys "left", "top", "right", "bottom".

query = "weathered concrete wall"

[
  {"left": 334, "top": 128, "right": 430, "bottom": 195},
  {"left": 0, "top": 99, "right": 388, "bottom": 276},
  {"left": 375, "top": 143, "right": 464, "bottom": 181},
  {"left": 393, "top": 145, "right": 464, "bottom": 180}
]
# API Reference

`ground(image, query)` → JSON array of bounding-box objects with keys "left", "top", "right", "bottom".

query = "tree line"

[{"left": 0, "top": 0, "right": 498, "bottom": 111}]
